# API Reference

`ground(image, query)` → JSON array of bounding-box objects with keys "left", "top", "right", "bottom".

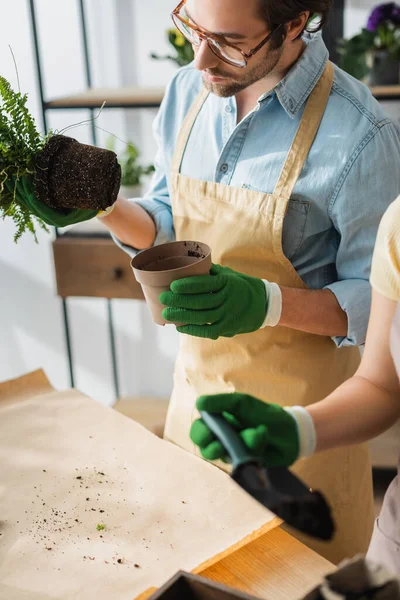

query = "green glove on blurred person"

[
  {"left": 190, "top": 393, "right": 317, "bottom": 467},
  {"left": 160, "top": 264, "right": 282, "bottom": 340}
]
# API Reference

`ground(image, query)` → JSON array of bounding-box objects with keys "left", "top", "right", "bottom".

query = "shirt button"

[
  {"left": 288, "top": 98, "right": 294, "bottom": 110},
  {"left": 220, "top": 163, "right": 228, "bottom": 173},
  {"left": 225, "top": 105, "right": 232, "bottom": 113}
]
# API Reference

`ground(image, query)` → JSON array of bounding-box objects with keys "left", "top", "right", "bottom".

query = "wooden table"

[{"left": 138, "top": 526, "right": 334, "bottom": 600}]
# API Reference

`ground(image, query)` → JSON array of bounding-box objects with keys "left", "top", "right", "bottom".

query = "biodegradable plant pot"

[{"left": 131, "top": 241, "right": 212, "bottom": 326}]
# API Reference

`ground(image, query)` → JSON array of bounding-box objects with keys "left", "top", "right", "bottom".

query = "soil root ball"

[{"left": 34, "top": 135, "right": 121, "bottom": 211}]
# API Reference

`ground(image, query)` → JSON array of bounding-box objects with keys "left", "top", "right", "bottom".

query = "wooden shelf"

[
  {"left": 44, "top": 83, "right": 400, "bottom": 111},
  {"left": 45, "top": 86, "right": 165, "bottom": 109},
  {"left": 370, "top": 84, "right": 400, "bottom": 100}
]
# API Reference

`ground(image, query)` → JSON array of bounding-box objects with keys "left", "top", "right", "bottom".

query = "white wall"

[
  {"left": 344, "top": 0, "right": 377, "bottom": 37},
  {"left": 0, "top": 0, "right": 179, "bottom": 405}
]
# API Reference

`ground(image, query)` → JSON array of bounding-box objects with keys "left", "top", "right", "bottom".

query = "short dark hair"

[{"left": 259, "top": 0, "right": 333, "bottom": 47}]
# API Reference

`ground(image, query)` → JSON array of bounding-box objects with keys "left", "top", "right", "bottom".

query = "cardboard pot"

[{"left": 131, "top": 241, "right": 211, "bottom": 325}]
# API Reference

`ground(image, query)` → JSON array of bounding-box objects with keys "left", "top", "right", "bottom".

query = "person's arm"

[
  {"left": 190, "top": 291, "right": 400, "bottom": 464},
  {"left": 322, "top": 121, "right": 400, "bottom": 346},
  {"left": 309, "top": 289, "right": 400, "bottom": 451},
  {"left": 100, "top": 197, "right": 156, "bottom": 250},
  {"left": 101, "top": 67, "right": 203, "bottom": 256},
  {"left": 279, "top": 287, "right": 347, "bottom": 336},
  {"left": 190, "top": 197, "right": 400, "bottom": 464},
  {"left": 280, "top": 122, "right": 400, "bottom": 340},
  {"left": 100, "top": 73, "right": 181, "bottom": 254},
  {"left": 310, "top": 196, "right": 400, "bottom": 448},
  {"left": 101, "top": 138, "right": 174, "bottom": 255},
  {"left": 163, "top": 123, "right": 400, "bottom": 340}
]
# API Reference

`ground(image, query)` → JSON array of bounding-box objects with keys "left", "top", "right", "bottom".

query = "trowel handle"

[{"left": 200, "top": 411, "right": 257, "bottom": 470}]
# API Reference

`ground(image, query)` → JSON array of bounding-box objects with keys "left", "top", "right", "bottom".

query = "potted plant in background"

[
  {"left": 108, "top": 138, "right": 155, "bottom": 199},
  {"left": 151, "top": 28, "right": 194, "bottom": 67},
  {"left": 337, "top": 2, "right": 400, "bottom": 85}
]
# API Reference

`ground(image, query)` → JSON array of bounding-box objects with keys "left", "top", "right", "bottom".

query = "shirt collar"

[{"left": 262, "top": 32, "right": 329, "bottom": 119}]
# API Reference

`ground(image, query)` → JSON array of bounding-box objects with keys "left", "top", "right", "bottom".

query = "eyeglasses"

[{"left": 171, "top": 0, "right": 282, "bottom": 69}]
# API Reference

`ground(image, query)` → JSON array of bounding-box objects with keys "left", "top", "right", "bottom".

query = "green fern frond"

[{"left": 0, "top": 75, "right": 47, "bottom": 241}]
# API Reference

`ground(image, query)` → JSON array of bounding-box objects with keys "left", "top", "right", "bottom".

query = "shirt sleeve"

[
  {"left": 324, "top": 121, "right": 400, "bottom": 348},
  {"left": 370, "top": 195, "right": 400, "bottom": 302},
  {"left": 111, "top": 92, "right": 175, "bottom": 258}
]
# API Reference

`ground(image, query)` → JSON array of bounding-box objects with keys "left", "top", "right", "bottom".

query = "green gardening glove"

[
  {"left": 190, "top": 393, "right": 301, "bottom": 467},
  {"left": 160, "top": 264, "right": 267, "bottom": 340},
  {"left": 6, "top": 176, "right": 99, "bottom": 227}
]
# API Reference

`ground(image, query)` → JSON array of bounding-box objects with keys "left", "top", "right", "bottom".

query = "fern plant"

[
  {"left": 1, "top": 76, "right": 122, "bottom": 242},
  {"left": 0, "top": 75, "right": 48, "bottom": 241}
]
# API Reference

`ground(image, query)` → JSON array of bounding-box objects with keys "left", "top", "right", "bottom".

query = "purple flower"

[
  {"left": 367, "top": 2, "right": 400, "bottom": 31},
  {"left": 393, "top": 6, "right": 400, "bottom": 23}
]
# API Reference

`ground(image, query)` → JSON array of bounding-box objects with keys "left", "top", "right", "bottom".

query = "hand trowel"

[{"left": 200, "top": 411, "right": 335, "bottom": 541}]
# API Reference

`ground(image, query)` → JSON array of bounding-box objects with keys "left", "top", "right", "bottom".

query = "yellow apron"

[{"left": 164, "top": 61, "right": 374, "bottom": 563}]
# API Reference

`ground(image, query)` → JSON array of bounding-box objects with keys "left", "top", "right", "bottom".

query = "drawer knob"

[{"left": 112, "top": 267, "right": 124, "bottom": 280}]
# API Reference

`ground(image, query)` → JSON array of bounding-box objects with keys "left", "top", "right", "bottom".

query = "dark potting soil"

[
  {"left": 34, "top": 135, "right": 121, "bottom": 212},
  {"left": 141, "top": 256, "right": 200, "bottom": 272},
  {"left": 18, "top": 465, "right": 146, "bottom": 567},
  {"left": 183, "top": 242, "right": 206, "bottom": 260},
  {"left": 138, "top": 243, "right": 206, "bottom": 271}
]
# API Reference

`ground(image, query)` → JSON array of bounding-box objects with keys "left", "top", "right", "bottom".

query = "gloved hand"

[
  {"left": 7, "top": 176, "right": 100, "bottom": 227},
  {"left": 190, "top": 393, "right": 316, "bottom": 467},
  {"left": 160, "top": 264, "right": 268, "bottom": 340}
]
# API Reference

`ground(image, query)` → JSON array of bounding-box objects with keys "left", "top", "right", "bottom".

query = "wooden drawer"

[{"left": 52, "top": 237, "right": 144, "bottom": 299}]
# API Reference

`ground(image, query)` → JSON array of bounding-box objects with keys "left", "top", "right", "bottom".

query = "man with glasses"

[{"left": 102, "top": 0, "right": 400, "bottom": 562}]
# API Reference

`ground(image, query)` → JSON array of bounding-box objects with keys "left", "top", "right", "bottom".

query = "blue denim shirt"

[{"left": 115, "top": 33, "right": 400, "bottom": 347}]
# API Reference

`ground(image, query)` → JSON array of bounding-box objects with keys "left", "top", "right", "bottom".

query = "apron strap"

[
  {"left": 171, "top": 87, "right": 210, "bottom": 175},
  {"left": 273, "top": 61, "right": 334, "bottom": 201}
]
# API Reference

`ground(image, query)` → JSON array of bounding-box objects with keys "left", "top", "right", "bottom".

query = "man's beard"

[{"left": 202, "top": 46, "right": 283, "bottom": 97}]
